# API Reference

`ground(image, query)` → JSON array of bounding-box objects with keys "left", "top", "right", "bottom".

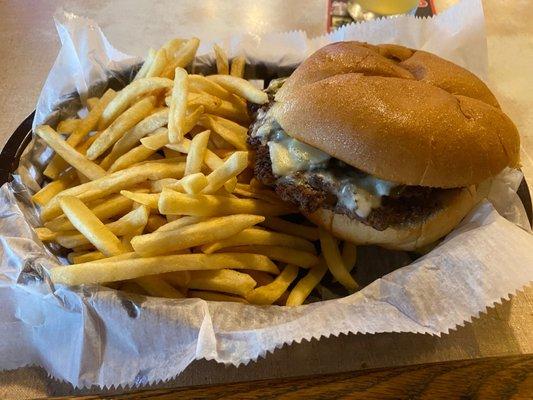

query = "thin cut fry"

[
  {"left": 189, "top": 75, "right": 230, "bottom": 99},
  {"left": 246, "top": 265, "right": 298, "bottom": 305},
  {"left": 35, "top": 227, "right": 57, "bottom": 241},
  {"left": 56, "top": 119, "right": 80, "bottom": 134},
  {"left": 188, "top": 290, "right": 247, "bottom": 303},
  {"left": 139, "top": 128, "right": 170, "bottom": 150},
  {"left": 134, "top": 48, "right": 156, "bottom": 80},
  {"left": 207, "top": 75, "right": 268, "bottom": 104},
  {"left": 155, "top": 216, "right": 209, "bottom": 232},
  {"left": 319, "top": 228, "right": 359, "bottom": 291},
  {"left": 187, "top": 269, "right": 256, "bottom": 296},
  {"left": 230, "top": 55, "right": 246, "bottom": 78},
  {"left": 88, "top": 96, "right": 156, "bottom": 160},
  {"left": 68, "top": 251, "right": 106, "bottom": 264},
  {"left": 201, "top": 228, "right": 316, "bottom": 254},
  {"left": 213, "top": 44, "right": 229, "bottom": 74},
  {"left": 86, "top": 97, "right": 99, "bottom": 111},
  {"left": 99, "top": 77, "right": 173, "bottom": 129},
  {"left": 160, "top": 37, "right": 200, "bottom": 79},
  {"left": 205, "top": 114, "right": 248, "bottom": 137},
  {"left": 186, "top": 92, "right": 222, "bottom": 112},
  {"left": 135, "top": 276, "right": 185, "bottom": 298},
  {"left": 180, "top": 173, "right": 208, "bottom": 194},
  {"left": 158, "top": 189, "right": 292, "bottom": 217},
  {"left": 168, "top": 67, "right": 189, "bottom": 143},
  {"left": 341, "top": 242, "right": 358, "bottom": 273},
  {"left": 222, "top": 245, "right": 319, "bottom": 268},
  {"left": 35, "top": 126, "right": 106, "bottom": 180},
  {"left": 184, "top": 130, "right": 210, "bottom": 175},
  {"left": 32, "top": 170, "right": 78, "bottom": 206},
  {"left": 261, "top": 217, "right": 319, "bottom": 241},
  {"left": 145, "top": 47, "right": 168, "bottom": 78},
  {"left": 201, "top": 151, "right": 249, "bottom": 193},
  {"left": 120, "top": 191, "right": 160, "bottom": 210},
  {"left": 286, "top": 258, "right": 328, "bottom": 307},
  {"left": 198, "top": 115, "right": 247, "bottom": 150},
  {"left": 131, "top": 214, "right": 264, "bottom": 256},
  {"left": 50, "top": 253, "right": 279, "bottom": 285},
  {"left": 59, "top": 196, "right": 125, "bottom": 257}
]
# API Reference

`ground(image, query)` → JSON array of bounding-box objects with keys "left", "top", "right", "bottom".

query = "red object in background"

[{"left": 327, "top": 0, "right": 435, "bottom": 32}]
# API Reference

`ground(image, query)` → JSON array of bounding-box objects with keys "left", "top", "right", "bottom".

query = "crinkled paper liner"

[{"left": 0, "top": 0, "right": 532, "bottom": 389}]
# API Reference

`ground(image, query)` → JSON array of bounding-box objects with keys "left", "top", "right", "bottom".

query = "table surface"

[{"left": 0, "top": 0, "right": 532, "bottom": 398}]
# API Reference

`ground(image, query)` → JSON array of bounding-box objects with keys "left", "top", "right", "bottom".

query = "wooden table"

[{"left": 0, "top": 1, "right": 532, "bottom": 398}]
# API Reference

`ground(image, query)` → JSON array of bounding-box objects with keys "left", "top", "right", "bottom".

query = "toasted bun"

[
  {"left": 307, "top": 187, "right": 478, "bottom": 251},
  {"left": 271, "top": 42, "right": 519, "bottom": 188}
]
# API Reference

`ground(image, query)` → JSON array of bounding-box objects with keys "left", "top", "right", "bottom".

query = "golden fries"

[
  {"left": 120, "top": 191, "right": 160, "bottom": 210},
  {"left": 202, "top": 151, "right": 248, "bottom": 193},
  {"left": 134, "top": 48, "right": 156, "bottom": 80},
  {"left": 188, "top": 290, "right": 247, "bottom": 303},
  {"left": 246, "top": 265, "right": 298, "bottom": 305},
  {"left": 180, "top": 173, "right": 208, "bottom": 194},
  {"left": 189, "top": 75, "right": 230, "bottom": 99},
  {"left": 184, "top": 130, "right": 210, "bottom": 175},
  {"left": 56, "top": 119, "right": 80, "bottom": 134},
  {"left": 168, "top": 67, "right": 189, "bottom": 143},
  {"left": 32, "top": 170, "right": 78, "bottom": 206},
  {"left": 199, "top": 114, "right": 247, "bottom": 150},
  {"left": 35, "top": 126, "right": 106, "bottom": 180},
  {"left": 286, "top": 259, "right": 328, "bottom": 307},
  {"left": 213, "top": 44, "right": 229, "bottom": 75},
  {"left": 160, "top": 37, "right": 200, "bottom": 79},
  {"left": 207, "top": 75, "right": 268, "bottom": 104},
  {"left": 131, "top": 214, "right": 264, "bottom": 256},
  {"left": 222, "top": 245, "right": 319, "bottom": 268},
  {"left": 230, "top": 56, "right": 246, "bottom": 78},
  {"left": 187, "top": 269, "right": 256, "bottom": 296},
  {"left": 319, "top": 228, "right": 359, "bottom": 291},
  {"left": 261, "top": 217, "right": 319, "bottom": 241}
]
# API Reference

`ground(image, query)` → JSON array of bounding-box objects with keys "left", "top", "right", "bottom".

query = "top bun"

[{"left": 271, "top": 42, "right": 520, "bottom": 188}]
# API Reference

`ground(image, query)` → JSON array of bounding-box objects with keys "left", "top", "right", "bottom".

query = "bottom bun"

[{"left": 307, "top": 186, "right": 478, "bottom": 251}]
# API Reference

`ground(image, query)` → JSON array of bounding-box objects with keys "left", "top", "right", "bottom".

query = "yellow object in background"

[{"left": 357, "top": 0, "right": 419, "bottom": 15}]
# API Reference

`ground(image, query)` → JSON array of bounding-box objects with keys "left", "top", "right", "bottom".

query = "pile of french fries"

[{"left": 31, "top": 37, "right": 360, "bottom": 306}]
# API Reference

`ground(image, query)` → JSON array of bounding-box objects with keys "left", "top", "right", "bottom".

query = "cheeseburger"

[{"left": 248, "top": 42, "right": 520, "bottom": 250}]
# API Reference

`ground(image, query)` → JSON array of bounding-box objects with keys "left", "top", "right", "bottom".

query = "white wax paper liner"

[{"left": 1, "top": 0, "right": 532, "bottom": 388}]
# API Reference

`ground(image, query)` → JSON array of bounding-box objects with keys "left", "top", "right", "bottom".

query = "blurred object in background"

[{"left": 328, "top": 0, "right": 435, "bottom": 30}]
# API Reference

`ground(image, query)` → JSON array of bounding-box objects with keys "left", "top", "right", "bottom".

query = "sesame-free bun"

[
  {"left": 271, "top": 52, "right": 520, "bottom": 188},
  {"left": 307, "top": 186, "right": 478, "bottom": 251}
]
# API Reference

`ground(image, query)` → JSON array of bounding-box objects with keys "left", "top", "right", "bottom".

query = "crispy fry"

[
  {"left": 186, "top": 92, "right": 222, "bottom": 112},
  {"left": 184, "top": 130, "right": 210, "bottom": 175},
  {"left": 41, "top": 163, "right": 184, "bottom": 221},
  {"left": 135, "top": 276, "right": 185, "bottom": 298},
  {"left": 162, "top": 38, "right": 186, "bottom": 58},
  {"left": 201, "top": 228, "right": 316, "bottom": 254},
  {"left": 50, "top": 253, "right": 279, "bottom": 285},
  {"left": 35, "top": 227, "right": 57, "bottom": 241},
  {"left": 222, "top": 245, "right": 319, "bottom": 268},
  {"left": 120, "top": 191, "right": 160, "bottom": 210},
  {"left": 201, "top": 151, "right": 248, "bottom": 193},
  {"left": 145, "top": 215, "right": 168, "bottom": 232},
  {"left": 56, "top": 119, "right": 80, "bottom": 134},
  {"left": 99, "top": 77, "right": 173, "bottom": 129},
  {"left": 230, "top": 55, "right": 246, "bottom": 78},
  {"left": 286, "top": 258, "right": 328, "bottom": 307},
  {"left": 187, "top": 269, "right": 256, "bottom": 296},
  {"left": 168, "top": 67, "right": 189, "bottom": 143},
  {"left": 180, "top": 173, "right": 208, "bottom": 194},
  {"left": 134, "top": 48, "right": 156, "bottom": 80},
  {"left": 68, "top": 251, "right": 106, "bottom": 264},
  {"left": 145, "top": 47, "right": 168, "bottom": 78},
  {"left": 198, "top": 115, "right": 247, "bottom": 150},
  {"left": 35, "top": 125, "right": 106, "bottom": 180},
  {"left": 88, "top": 96, "right": 156, "bottom": 160},
  {"left": 32, "top": 170, "right": 78, "bottom": 206},
  {"left": 188, "top": 290, "right": 247, "bottom": 303},
  {"left": 213, "top": 44, "right": 229, "bottom": 74},
  {"left": 158, "top": 189, "right": 291, "bottom": 216},
  {"left": 155, "top": 216, "right": 210, "bottom": 232},
  {"left": 261, "top": 217, "right": 319, "bottom": 241},
  {"left": 44, "top": 89, "right": 117, "bottom": 179},
  {"left": 341, "top": 242, "right": 358, "bottom": 273},
  {"left": 207, "top": 75, "right": 268, "bottom": 104},
  {"left": 166, "top": 137, "right": 231, "bottom": 172},
  {"left": 205, "top": 114, "right": 248, "bottom": 137},
  {"left": 139, "top": 128, "right": 170, "bottom": 150},
  {"left": 246, "top": 265, "right": 298, "bottom": 305},
  {"left": 319, "top": 228, "right": 359, "bottom": 291},
  {"left": 189, "top": 75, "right": 230, "bottom": 99},
  {"left": 160, "top": 37, "right": 200, "bottom": 79},
  {"left": 131, "top": 214, "right": 264, "bottom": 256},
  {"left": 86, "top": 97, "right": 99, "bottom": 111},
  {"left": 59, "top": 196, "right": 126, "bottom": 257}
]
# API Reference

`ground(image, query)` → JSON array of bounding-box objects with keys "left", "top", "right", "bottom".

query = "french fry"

[
  {"left": 44, "top": 89, "right": 117, "bottom": 179},
  {"left": 230, "top": 55, "right": 246, "bottom": 78},
  {"left": 160, "top": 271, "right": 191, "bottom": 287},
  {"left": 168, "top": 67, "right": 189, "bottom": 143},
  {"left": 55, "top": 206, "right": 149, "bottom": 248},
  {"left": 166, "top": 137, "right": 231, "bottom": 172},
  {"left": 99, "top": 77, "right": 173, "bottom": 129},
  {"left": 45, "top": 193, "right": 133, "bottom": 231},
  {"left": 201, "top": 151, "right": 248, "bottom": 194},
  {"left": 162, "top": 38, "right": 186, "bottom": 58},
  {"left": 120, "top": 191, "right": 160, "bottom": 210},
  {"left": 213, "top": 44, "right": 229, "bottom": 74},
  {"left": 160, "top": 37, "right": 200, "bottom": 79},
  {"left": 84, "top": 251, "right": 138, "bottom": 264},
  {"left": 261, "top": 217, "right": 319, "bottom": 241},
  {"left": 184, "top": 130, "right": 210, "bottom": 175},
  {"left": 198, "top": 115, "right": 247, "bottom": 150},
  {"left": 189, "top": 75, "right": 230, "bottom": 99},
  {"left": 145, "top": 215, "right": 168, "bottom": 232},
  {"left": 150, "top": 178, "right": 180, "bottom": 192},
  {"left": 341, "top": 242, "right": 358, "bottom": 273},
  {"left": 180, "top": 173, "right": 208, "bottom": 194},
  {"left": 209, "top": 97, "right": 249, "bottom": 122},
  {"left": 56, "top": 119, "right": 80, "bottom": 134},
  {"left": 158, "top": 189, "right": 291, "bottom": 217},
  {"left": 134, "top": 48, "right": 156, "bottom": 80},
  {"left": 35, "top": 126, "right": 106, "bottom": 180},
  {"left": 135, "top": 276, "right": 185, "bottom": 298},
  {"left": 50, "top": 253, "right": 279, "bottom": 285},
  {"left": 222, "top": 245, "right": 319, "bottom": 268},
  {"left": 246, "top": 265, "right": 298, "bottom": 305},
  {"left": 59, "top": 196, "right": 126, "bottom": 257},
  {"left": 187, "top": 269, "right": 256, "bottom": 296},
  {"left": 32, "top": 170, "right": 78, "bottom": 206},
  {"left": 35, "top": 227, "right": 57, "bottom": 241},
  {"left": 145, "top": 47, "right": 168, "bottom": 78},
  {"left": 139, "top": 128, "right": 170, "bottom": 150},
  {"left": 201, "top": 228, "right": 316, "bottom": 254},
  {"left": 131, "top": 214, "right": 264, "bottom": 256},
  {"left": 188, "top": 290, "right": 247, "bottom": 303},
  {"left": 86, "top": 97, "right": 99, "bottom": 111},
  {"left": 205, "top": 114, "right": 248, "bottom": 137},
  {"left": 286, "top": 258, "right": 328, "bottom": 307},
  {"left": 186, "top": 92, "right": 222, "bottom": 112},
  {"left": 319, "top": 228, "right": 359, "bottom": 291},
  {"left": 88, "top": 96, "right": 156, "bottom": 160},
  {"left": 155, "top": 215, "right": 209, "bottom": 232},
  {"left": 68, "top": 250, "right": 106, "bottom": 264},
  {"left": 207, "top": 75, "right": 268, "bottom": 104},
  {"left": 40, "top": 162, "right": 184, "bottom": 222}
]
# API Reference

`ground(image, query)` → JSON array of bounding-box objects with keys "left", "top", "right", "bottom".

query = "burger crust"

[{"left": 307, "top": 186, "right": 478, "bottom": 251}]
